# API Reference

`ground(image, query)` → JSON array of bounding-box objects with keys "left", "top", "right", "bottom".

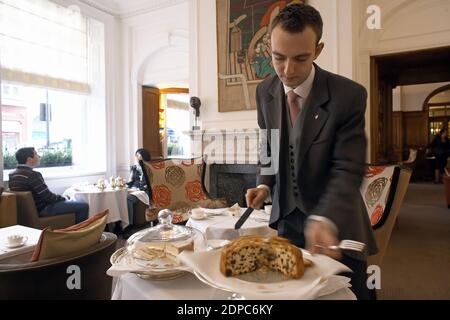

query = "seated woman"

[
  {"left": 124, "top": 148, "right": 151, "bottom": 237},
  {"left": 428, "top": 128, "right": 450, "bottom": 183},
  {"left": 127, "top": 148, "right": 151, "bottom": 190}
]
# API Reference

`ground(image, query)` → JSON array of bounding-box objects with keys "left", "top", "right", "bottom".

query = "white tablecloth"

[
  {"left": 111, "top": 273, "right": 356, "bottom": 300},
  {"left": 186, "top": 211, "right": 276, "bottom": 240},
  {"left": 63, "top": 187, "right": 129, "bottom": 228}
]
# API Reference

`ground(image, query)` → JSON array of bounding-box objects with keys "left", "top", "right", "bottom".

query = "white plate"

[{"left": 179, "top": 248, "right": 352, "bottom": 299}]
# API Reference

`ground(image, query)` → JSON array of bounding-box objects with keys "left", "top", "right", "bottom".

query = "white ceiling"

[{"left": 81, "top": 0, "right": 187, "bottom": 17}]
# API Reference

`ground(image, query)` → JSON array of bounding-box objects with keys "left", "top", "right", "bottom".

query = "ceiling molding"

[
  {"left": 80, "top": 0, "right": 188, "bottom": 19},
  {"left": 118, "top": 0, "right": 188, "bottom": 19},
  {"left": 78, "top": 0, "right": 120, "bottom": 16}
]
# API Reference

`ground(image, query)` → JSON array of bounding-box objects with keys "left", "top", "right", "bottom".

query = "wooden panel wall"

[
  {"left": 403, "top": 111, "right": 428, "bottom": 148},
  {"left": 142, "top": 87, "right": 163, "bottom": 159},
  {"left": 392, "top": 111, "right": 404, "bottom": 161}
]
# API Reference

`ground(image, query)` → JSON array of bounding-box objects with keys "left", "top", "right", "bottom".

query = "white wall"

[
  {"left": 118, "top": 1, "right": 190, "bottom": 178},
  {"left": 430, "top": 89, "right": 450, "bottom": 104},
  {"left": 353, "top": 0, "right": 450, "bottom": 160},
  {"left": 400, "top": 83, "right": 450, "bottom": 112},
  {"left": 196, "top": 0, "right": 354, "bottom": 130}
]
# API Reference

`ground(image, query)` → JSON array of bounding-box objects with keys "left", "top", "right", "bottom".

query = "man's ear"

[{"left": 314, "top": 42, "right": 324, "bottom": 60}]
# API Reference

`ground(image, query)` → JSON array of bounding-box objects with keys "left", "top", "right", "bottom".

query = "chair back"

[
  {"left": 362, "top": 166, "right": 411, "bottom": 267},
  {"left": 12, "top": 191, "right": 75, "bottom": 229},
  {"left": 404, "top": 148, "right": 418, "bottom": 164},
  {"left": 0, "top": 232, "right": 117, "bottom": 299},
  {"left": 0, "top": 192, "right": 17, "bottom": 227},
  {"left": 140, "top": 157, "right": 226, "bottom": 223}
]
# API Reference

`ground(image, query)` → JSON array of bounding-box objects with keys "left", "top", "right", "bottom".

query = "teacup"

[
  {"left": 6, "top": 234, "right": 27, "bottom": 247},
  {"left": 190, "top": 208, "right": 206, "bottom": 220}
]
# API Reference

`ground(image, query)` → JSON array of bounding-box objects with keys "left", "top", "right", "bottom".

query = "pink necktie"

[{"left": 287, "top": 90, "right": 301, "bottom": 126}]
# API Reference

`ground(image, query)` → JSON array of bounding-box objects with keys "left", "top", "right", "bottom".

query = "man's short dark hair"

[
  {"left": 15, "top": 147, "right": 35, "bottom": 164},
  {"left": 270, "top": 3, "right": 323, "bottom": 44}
]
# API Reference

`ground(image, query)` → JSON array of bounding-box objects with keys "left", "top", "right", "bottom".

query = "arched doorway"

[
  {"left": 423, "top": 84, "right": 450, "bottom": 141},
  {"left": 138, "top": 43, "right": 190, "bottom": 159}
]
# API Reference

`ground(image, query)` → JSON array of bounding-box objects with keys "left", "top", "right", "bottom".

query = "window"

[{"left": 1, "top": 0, "right": 106, "bottom": 178}]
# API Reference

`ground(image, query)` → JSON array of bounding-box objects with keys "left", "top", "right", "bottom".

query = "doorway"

[
  {"left": 370, "top": 46, "right": 450, "bottom": 164},
  {"left": 142, "top": 87, "right": 190, "bottom": 159}
]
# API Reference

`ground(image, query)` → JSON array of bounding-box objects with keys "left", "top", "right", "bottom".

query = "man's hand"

[
  {"left": 305, "top": 220, "right": 342, "bottom": 260},
  {"left": 245, "top": 187, "right": 268, "bottom": 209}
]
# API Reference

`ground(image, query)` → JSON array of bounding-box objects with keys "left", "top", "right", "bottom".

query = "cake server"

[{"left": 234, "top": 207, "right": 254, "bottom": 230}]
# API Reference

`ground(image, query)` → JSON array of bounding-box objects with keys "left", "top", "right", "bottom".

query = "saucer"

[
  {"left": 190, "top": 214, "right": 207, "bottom": 220},
  {"left": 4, "top": 239, "right": 27, "bottom": 249}
]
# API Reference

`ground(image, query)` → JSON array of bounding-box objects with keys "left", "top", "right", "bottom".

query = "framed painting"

[{"left": 216, "top": 0, "right": 307, "bottom": 112}]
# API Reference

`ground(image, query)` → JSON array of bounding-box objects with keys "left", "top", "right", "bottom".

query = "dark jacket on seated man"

[{"left": 8, "top": 147, "right": 89, "bottom": 224}]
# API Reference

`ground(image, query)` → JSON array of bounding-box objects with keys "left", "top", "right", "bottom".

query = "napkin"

[
  {"left": 249, "top": 209, "right": 270, "bottom": 222},
  {"left": 179, "top": 249, "right": 351, "bottom": 300}
]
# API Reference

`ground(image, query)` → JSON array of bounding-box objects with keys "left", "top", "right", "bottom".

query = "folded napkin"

[
  {"left": 179, "top": 249, "right": 351, "bottom": 300},
  {"left": 130, "top": 190, "right": 149, "bottom": 206},
  {"left": 249, "top": 209, "right": 270, "bottom": 222}
]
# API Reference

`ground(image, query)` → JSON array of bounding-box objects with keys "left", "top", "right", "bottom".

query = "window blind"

[{"left": 0, "top": 0, "right": 90, "bottom": 93}]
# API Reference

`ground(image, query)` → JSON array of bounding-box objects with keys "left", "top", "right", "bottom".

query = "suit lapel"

[
  {"left": 267, "top": 80, "right": 285, "bottom": 132},
  {"left": 297, "top": 65, "right": 330, "bottom": 168},
  {"left": 268, "top": 79, "right": 286, "bottom": 196}
]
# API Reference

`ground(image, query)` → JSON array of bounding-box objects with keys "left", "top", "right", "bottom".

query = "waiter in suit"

[{"left": 246, "top": 3, "right": 377, "bottom": 300}]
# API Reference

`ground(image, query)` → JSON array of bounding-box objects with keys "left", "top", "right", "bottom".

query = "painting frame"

[{"left": 216, "top": 0, "right": 307, "bottom": 112}]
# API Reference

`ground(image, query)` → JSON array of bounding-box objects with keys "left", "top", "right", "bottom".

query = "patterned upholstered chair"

[
  {"left": 140, "top": 157, "right": 227, "bottom": 224},
  {"left": 361, "top": 165, "right": 411, "bottom": 267}
]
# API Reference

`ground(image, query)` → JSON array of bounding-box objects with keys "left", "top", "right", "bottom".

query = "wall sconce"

[{"left": 190, "top": 96, "right": 201, "bottom": 130}]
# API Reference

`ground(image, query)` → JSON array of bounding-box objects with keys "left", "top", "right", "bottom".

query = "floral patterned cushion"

[
  {"left": 360, "top": 165, "right": 400, "bottom": 229},
  {"left": 141, "top": 158, "right": 227, "bottom": 224}
]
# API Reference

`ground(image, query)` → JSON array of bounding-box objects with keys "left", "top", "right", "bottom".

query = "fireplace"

[{"left": 209, "top": 164, "right": 258, "bottom": 207}]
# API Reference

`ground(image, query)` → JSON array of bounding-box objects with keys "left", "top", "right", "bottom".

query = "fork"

[{"left": 315, "top": 240, "right": 365, "bottom": 252}]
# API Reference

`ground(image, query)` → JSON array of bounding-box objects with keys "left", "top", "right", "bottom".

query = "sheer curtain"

[{"left": 0, "top": 0, "right": 90, "bottom": 92}]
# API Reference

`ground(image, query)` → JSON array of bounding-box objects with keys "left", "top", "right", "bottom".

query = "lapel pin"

[{"left": 315, "top": 114, "right": 319, "bottom": 120}]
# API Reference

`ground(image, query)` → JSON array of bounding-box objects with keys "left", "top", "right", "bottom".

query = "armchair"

[
  {"left": 0, "top": 232, "right": 117, "bottom": 299},
  {"left": 362, "top": 165, "right": 412, "bottom": 267},
  {"left": 0, "top": 191, "right": 17, "bottom": 228},
  {"left": 12, "top": 191, "right": 75, "bottom": 229}
]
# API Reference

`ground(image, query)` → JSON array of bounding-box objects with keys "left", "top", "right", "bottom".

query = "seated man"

[{"left": 8, "top": 147, "right": 89, "bottom": 224}]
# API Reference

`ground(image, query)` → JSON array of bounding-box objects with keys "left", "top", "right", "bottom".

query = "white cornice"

[
  {"left": 120, "top": 0, "right": 188, "bottom": 19},
  {"left": 80, "top": 0, "right": 188, "bottom": 19},
  {"left": 78, "top": 0, "right": 120, "bottom": 16}
]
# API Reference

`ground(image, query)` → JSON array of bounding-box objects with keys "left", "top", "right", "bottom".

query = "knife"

[{"left": 234, "top": 207, "right": 254, "bottom": 230}]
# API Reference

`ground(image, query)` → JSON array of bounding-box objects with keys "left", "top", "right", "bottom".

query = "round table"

[{"left": 63, "top": 186, "right": 129, "bottom": 228}]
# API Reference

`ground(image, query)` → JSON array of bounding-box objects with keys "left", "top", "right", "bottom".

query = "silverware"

[
  {"left": 315, "top": 240, "right": 365, "bottom": 252},
  {"left": 234, "top": 207, "right": 254, "bottom": 229}
]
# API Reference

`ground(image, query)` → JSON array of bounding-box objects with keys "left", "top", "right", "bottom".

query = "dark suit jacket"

[{"left": 256, "top": 64, "right": 377, "bottom": 258}]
